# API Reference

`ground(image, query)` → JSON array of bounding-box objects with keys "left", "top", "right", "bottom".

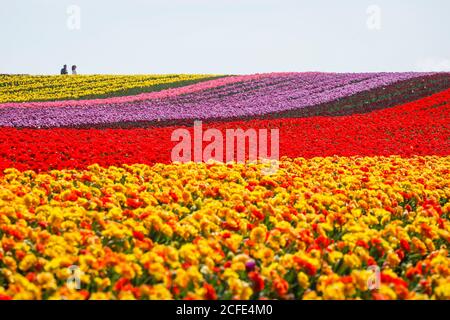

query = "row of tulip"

[
  {"left": 0, "top": 74, "right": 220, "bottom": 103},
  {"left": 0, "top": 88, "right": 448, "bottom": 172},
  {"left": 2, "top": 73, "right": 448, "bottom": 128},
  {"left": 0, "top": 156, "right": 449, "bottom": 300},
  {"left": 0, "top": 74, "right": 281, "bottom": 109}
]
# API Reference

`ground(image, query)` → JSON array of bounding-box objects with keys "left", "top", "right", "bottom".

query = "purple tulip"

[{"left": 246, "top": 260, "right": 256, "bottom": 272}]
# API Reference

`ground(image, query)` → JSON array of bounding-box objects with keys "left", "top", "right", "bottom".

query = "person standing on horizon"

[
  {"left": 60, "top": 64, "right": 68, "bottom": 75},
  {"left": 71, "top": 65, "right": 77, "bottom": 75}
]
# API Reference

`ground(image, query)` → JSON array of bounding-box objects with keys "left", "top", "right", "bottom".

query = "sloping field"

[{"left": 0, "top": 73, "right": 449, "bottom": 300}]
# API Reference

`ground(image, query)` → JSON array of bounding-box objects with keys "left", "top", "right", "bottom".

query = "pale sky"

[{"left": 1, "top": 0, "right": 449, "bottom": 74}]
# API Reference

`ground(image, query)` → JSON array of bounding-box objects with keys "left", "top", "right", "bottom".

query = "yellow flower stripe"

[
  {"left": 0, "top": 156, "right": 449, "bottom": 300},
  {"left": 0, "top": 74, "right": 219, "bottom": 103}
]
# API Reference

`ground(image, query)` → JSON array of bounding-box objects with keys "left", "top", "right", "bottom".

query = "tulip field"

[{"left": 0, "top": 72, "right": 449, "bottom": 300}]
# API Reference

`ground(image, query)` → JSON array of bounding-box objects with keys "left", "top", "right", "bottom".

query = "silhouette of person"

[
  {"left": 60, "top": 65, "right": 68, "bottom": 75},
  {"left": 72, "top": 65, "right": 77, "bottom": 75}
]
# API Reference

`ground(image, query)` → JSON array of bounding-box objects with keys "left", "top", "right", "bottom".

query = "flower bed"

[
  {"left": 0, "top": 157, "right": 449, "bottom": 300},
  {"left": 0, "top": 74, "right": 221, "bottom": 103},
  {"left": 0, "top": 72, "right": 449, "bottom": 300},
  {"left": 2, "top": 73, "right": 448, "bottom": 128},
  {"left": 1, "top": 89, "right": 448, "bottom": 172}
]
